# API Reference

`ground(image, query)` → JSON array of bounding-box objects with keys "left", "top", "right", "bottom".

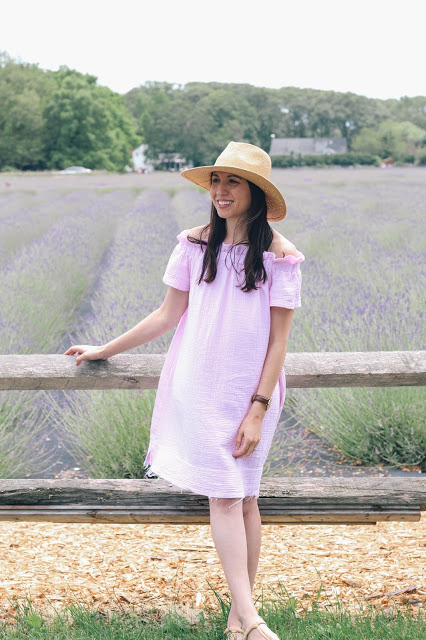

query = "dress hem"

[{"left": 143, "top": 459, "right": 260, "bottom": 505}]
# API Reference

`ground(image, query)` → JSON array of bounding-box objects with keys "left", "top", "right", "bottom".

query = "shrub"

[{"left": 271, "top": 153, "right": 379, "bottom": 168}]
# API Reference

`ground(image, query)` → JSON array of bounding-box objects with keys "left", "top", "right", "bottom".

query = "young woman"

[{"left": 65, "top": 142, "right": 304, "bottom": 640}]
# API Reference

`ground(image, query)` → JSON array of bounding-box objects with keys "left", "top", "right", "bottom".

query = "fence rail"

[
  {"left": 0, "top": 351, "right": 425, "bottom": 390},
  {"left": 1, "top": 351, "right": 425, "bottom": 525},
  {"left": 0, "top": 477, "right": 425, "bottom": 525}
]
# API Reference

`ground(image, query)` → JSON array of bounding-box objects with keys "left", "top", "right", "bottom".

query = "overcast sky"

[{"left": 2, "top": 0, "right": 424, "bottom": 99}]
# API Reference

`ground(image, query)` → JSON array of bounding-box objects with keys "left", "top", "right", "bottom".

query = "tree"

[
  {"left": 0, "top": 52, "right": 56, "bottom": 169},
  {"left": 352, "top": 120, "right": 425, "bottom": 159},
  {"left": 181, "top": 89, "right": 260, "bottom": 165},
  {"left": 44, "top": 69, "right": 139, "bottom": 170}
]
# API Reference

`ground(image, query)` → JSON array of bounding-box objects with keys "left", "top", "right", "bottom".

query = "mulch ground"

[
  {"left": 0, "top": 514, "right": 424, "bottom": 625},
  {"left": 15, "top": 416, "right": 424, "bottom": 625}
]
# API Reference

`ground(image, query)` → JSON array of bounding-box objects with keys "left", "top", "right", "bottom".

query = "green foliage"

[
  {"left": 44, "top": 69, "right": 140, "bottom": 171},
  {"left": 126, "top": 82, "right": 425, "bottom": 165},
  {"left": 182, "top": 88, "right": 261, "bottom": 165},
  {"left": 0, "top": 52, "right": 56, "bottom": 169},
  {"left": 1, "top": 50, "right": 426, "bottom": 172},
  {"left": 292, "top": 387, "right": 426, "bottom": 468},
  {"left": 391, "top": 94, "right": 426, "bottom": 130},
  {"left": 3, "top": 591, "right": 425, "bottom": 639},
  {"left": 352, "top": 119, "right": 426, "bottom": 160},
  {"left": 271, "top": 152, "right": 380, "bottom": 167},
  {"left": 0, "top": 394, "right": 50, "bottom": 478},
  {"left": 54, "top": 390, "right": 154, "bottom": 478},
  {"left": 0, "top": 55, "right": 140, "bottom": 171}
]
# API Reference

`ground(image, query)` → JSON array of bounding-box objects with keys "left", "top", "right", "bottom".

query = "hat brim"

[{"left": 181, "top": 165, "right": 286, "bottom": 221}]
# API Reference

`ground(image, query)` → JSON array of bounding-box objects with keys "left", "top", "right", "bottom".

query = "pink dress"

[{"left": 144, "top": 229, "right": 304, "bottom": 502}]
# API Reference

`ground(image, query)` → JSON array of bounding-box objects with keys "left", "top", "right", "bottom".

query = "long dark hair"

[{"left": 186, "top": 181, "right": 273, "bottom": 293}]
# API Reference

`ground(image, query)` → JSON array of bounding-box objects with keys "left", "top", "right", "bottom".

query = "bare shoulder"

[
  {"left": 188, "top": 224, "right": 210, "bottom": 243},
  {"left": 268, "top": 229, "right": 298, "bottom": 259}
]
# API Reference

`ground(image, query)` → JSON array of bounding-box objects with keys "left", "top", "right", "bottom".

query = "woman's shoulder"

[
  {"left": 175, "top": 226, "right": 209, "bottom": 249},
  {"left": 187, "top": 225, "right": 210, "bottom": 243},
  {"left": 267, "top": 229, "right": 299, "bottom": 259},
  {"left": 180, "top": 226, "right": 301, "bottom": 260}
]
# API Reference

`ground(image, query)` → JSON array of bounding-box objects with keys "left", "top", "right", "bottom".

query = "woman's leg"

[
  {"left": 227, "top": 498, "right": 262, "bottom": 626},
  {"left": 209, "top": 497, "right": 267, "bottom": 636}
]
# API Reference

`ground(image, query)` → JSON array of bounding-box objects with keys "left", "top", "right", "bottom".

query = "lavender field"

[{"left": 0, "top": 167, "right": 424, "bottom": 478}]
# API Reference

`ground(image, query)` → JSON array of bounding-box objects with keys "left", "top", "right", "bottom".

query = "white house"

[{"left": 132, "top": 144, "right": 154, "bottom": 173}]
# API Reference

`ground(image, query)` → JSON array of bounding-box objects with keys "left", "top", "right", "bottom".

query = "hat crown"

[{"left": 214, "top": 142, "right": 271, "bottom": 181}]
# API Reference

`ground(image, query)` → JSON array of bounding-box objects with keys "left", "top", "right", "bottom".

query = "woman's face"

[{"left": 210, "top": 171, "right": 252, "bottom": 220}]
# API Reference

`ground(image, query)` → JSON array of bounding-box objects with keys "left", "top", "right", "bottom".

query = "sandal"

[
  {"left": 224, "top": 626, "right": 245, "bottom": 639},
  {"left": 243, "top": 617, "right": 279, "bottom": 639}
]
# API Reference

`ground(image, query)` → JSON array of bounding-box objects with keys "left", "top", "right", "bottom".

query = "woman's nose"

[{"left": 216, "top": 182, "right": 229, "bottom": 195}]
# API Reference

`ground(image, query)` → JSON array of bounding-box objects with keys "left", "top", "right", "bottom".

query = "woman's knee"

[
  {"left": 209, "top": 497, "right": 243, "bottom": 515},
  {"left": 242, "top": 497, "right": 259, "bottom": 518}
]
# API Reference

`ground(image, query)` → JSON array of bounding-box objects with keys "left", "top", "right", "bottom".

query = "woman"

[{"left": 65, "top": 142, "right": 304, "bottom": 640}]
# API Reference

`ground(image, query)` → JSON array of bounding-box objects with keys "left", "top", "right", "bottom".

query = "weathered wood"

[
  {"left": 0, "top": 351, "right": 425, "bottom": 390},
  {"left": 0, "top": 478, "right": 424, "bottom": 524},
  {"left": 1, "top": 353, "right": 424, "bottom": 525},
  {"left": 1, "top": 477, "right": 424, "bottom": 506},
  {"left": 0, "top": 509, "right": 419, "bottom": 524}
]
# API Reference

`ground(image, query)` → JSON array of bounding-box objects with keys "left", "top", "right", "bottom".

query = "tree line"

[
  {"left": 0, "top": 53, "right": 138, "bottom": 171},
  {"left": 1, "top": 52, "right": 425, "bottom": 171}
]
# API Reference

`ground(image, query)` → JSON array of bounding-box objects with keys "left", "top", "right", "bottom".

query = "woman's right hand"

[{"left": 64, "top": 345, "right": 107, "bottom": 367}]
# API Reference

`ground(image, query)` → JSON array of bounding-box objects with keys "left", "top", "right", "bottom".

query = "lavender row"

[
  {"left": 57, "top": 190, "right": 182, "bottom": 477},
  {"left": 69, "top": 189, "right": 181, "bottom": 353},
  {"left": 273, "top": 169, "right": 425, "bottom": 467},
  {"left": 0, "top": 190, "right": 135, "bottom": 354},
  {"left": 0, "top": 189, "right": 136, "bottom": 477},
  {"left": 0, "top": 189, "right": 99, "bottom": 266}
]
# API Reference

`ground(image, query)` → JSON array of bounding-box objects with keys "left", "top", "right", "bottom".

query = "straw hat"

[{"left": 181, "top": 141, "right": 286, "bottom": 221}]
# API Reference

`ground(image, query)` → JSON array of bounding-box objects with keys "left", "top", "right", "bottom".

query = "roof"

[{"left": 270, "top": 137, "right": 347, "bottom": 155}]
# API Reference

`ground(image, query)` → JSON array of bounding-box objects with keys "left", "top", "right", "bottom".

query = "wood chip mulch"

[{"left": 0, "top": 515, "right": 424, "bottom": 625}]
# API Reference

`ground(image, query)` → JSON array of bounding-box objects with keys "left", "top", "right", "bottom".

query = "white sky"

[{"left": 2, "top": 0, "right": 424, "bottom": 99}]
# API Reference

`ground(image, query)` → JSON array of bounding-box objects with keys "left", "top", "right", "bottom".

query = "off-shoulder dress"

[{"left": 143, "top": 229, "right": 304, "bottom": 503}]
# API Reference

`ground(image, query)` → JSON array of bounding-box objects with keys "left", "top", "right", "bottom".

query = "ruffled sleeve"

[
  {"left": 162, "top": 230, "right": 191, "bottom": 292},
  {"left": 269, "top": 250, "right": 305, "bottom": 309}
]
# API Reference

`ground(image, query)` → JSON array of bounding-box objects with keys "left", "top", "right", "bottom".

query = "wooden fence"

[{"left": 0, "top": 351, "right": 425, "bottom": 525}]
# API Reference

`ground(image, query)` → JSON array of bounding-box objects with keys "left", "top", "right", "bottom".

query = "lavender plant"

[
  {"left": 56, "top": 190, "right": 182, "bottom": 477},
  {"left": 0, "top": 190, "right": 98, "bottom": 266},
  {"left": 0, "top": 190, "right": 134, "bottom": 477},
  {"left": 2, "top": 168, "right": 424, "bottom": 477},
  {"left": 271, "top": 168, "right": 426, "bottom": 467},
  {"left": 171, "top": 188, "right": 210, "bottom": 230}
]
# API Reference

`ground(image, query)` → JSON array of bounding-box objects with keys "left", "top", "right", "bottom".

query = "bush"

[
  {"left": 271, "top": 153, "right": 380, "bottom": 168},
  {"left": 417, "top": 153, "right": 426, "bottom": 166}
]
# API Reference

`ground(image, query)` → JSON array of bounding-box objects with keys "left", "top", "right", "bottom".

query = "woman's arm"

[
  {"left": 233, "top": 306, "right": 294, "bottom": 457},
  {"left": 252, "top": 306, "right": 294, "bottom": 415},
  {"left": 65, "top": 286, "right": 189, "bottom": 366}
]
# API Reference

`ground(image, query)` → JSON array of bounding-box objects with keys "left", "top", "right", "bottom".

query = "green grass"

[
  {"left": 1, "top": 589, "right": 424, "bottom": 639},
  {"left": 52, "top": 389, "right": 154, "bottom": 477}
]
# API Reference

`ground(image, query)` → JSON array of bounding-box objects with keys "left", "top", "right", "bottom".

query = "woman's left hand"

[{"left": 233, "top": 408, "right": 265, "bottom": 458}]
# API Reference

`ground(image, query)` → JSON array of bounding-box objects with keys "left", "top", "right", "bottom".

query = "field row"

[{"left": 0, "top": 170, "right": 424, "bottom": 477}]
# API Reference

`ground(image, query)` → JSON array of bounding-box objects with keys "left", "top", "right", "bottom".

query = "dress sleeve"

[
  {"left": 269, "top": 251, "right": 305, "bottom": 309},
  {"left": 162, "top": 230, "right": 191, "bottom": 291}
]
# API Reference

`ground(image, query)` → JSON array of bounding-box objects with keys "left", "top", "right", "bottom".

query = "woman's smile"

[{"left": 216, "top": 199, "right": 234, "bottom": 209}]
